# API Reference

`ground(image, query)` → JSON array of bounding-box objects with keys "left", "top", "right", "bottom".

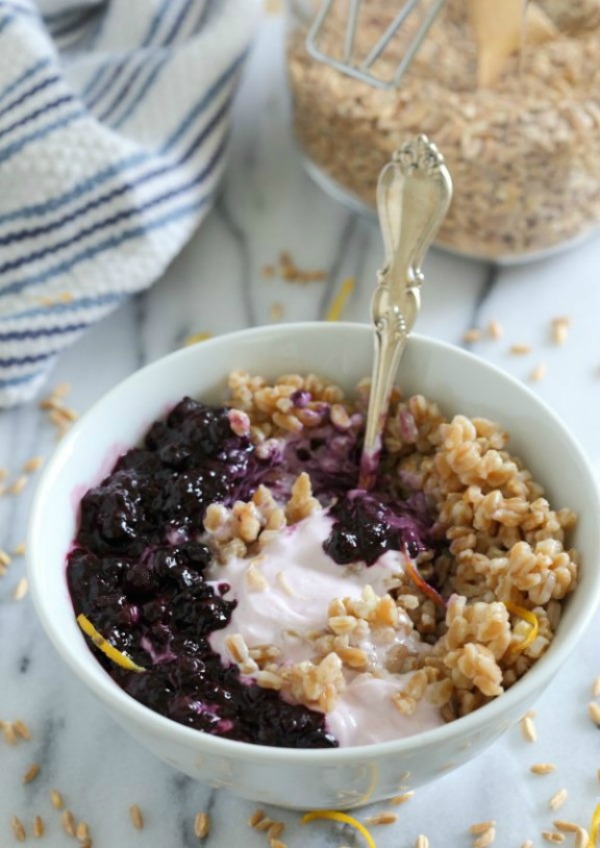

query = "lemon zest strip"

[
  {"left": 589, "top": 802, "right": 600, "bottom": 848},
  {"left": 504, "top": 601, "right": 539, "bottom": 653},
  {"left": 326, "top": 277, "right": 355, "bottom": 322},
  {"left": 76, "top": 614, "right": 145, "bottom": 673},
  {"left": 301, "top": 810, "right": 376, "bottom": 848},
  {"left": 184, "top": 331, "right": 213, "bottom": 347}
]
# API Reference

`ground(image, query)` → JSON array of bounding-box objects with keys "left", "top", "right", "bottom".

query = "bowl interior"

[{"left": 28, "top": 322, "right": 600, "bottom": 759}]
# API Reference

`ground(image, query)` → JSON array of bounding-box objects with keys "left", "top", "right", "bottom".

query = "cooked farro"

[
  {"left": 129, "top": 805, "right": 143, "bottom": 830},
  {"left": 33, "top": 815, "right": 44, "bottom": 838},
  {"left": 549, "top": 789, "right": 568, "bottom": 811},
  {"left": 531, "top": 763, "right": 556, "bottom": 775},
  {"left": 11, "top": 816, "right": 26, "bottom": 842},
  {"left": 194, "top": 812, "right": 210, "bottom": 839},
  {"left": 473, "top": 827, "right": 496, "bottom": 848},
  {"left": 588, "top": 701, "right": 600, "bottom": 726}
]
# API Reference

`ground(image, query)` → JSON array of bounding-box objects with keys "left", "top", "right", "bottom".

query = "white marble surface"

[{"left": 1, "top": 11, "right": 600, "bottom": 848}]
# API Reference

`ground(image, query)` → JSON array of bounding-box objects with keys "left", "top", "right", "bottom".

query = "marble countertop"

[{"left": 2, "top": 11, "right": 600, "bottom": 848}]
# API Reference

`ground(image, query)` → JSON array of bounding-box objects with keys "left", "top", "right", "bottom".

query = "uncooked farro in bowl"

[{"left": 27, "top": 323, "right": 600, "bottom": 809}]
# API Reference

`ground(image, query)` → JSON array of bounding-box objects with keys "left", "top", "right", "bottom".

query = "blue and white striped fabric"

[{"left": 0, "top": 0, "right": 259, "bottom": 407}]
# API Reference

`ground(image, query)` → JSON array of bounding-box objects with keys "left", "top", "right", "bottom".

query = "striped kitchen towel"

[{"left": 0, "top": 0, "right": 259, "bottom": 407}]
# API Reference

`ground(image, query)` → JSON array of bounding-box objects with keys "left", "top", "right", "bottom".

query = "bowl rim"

[{"left": 27, "top": 321, "right": 600, "bottom": 764}]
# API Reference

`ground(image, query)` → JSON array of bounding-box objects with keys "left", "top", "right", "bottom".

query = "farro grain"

[
  {"left": 52, "top": 382, "right": 71, "bottom": 398},
  {"left": 588, "top": 701, "right": 600, "bottom": 726},
  {"left": 531, "top": 763, "right": 556, "bottom": 774},
  {"left": 592, "top": 676, "right": 600, "bottom": 697},
  {"left": 551, "top": 318, "right": 571, "bottom": 346},
  {"left": 521, "top": 715, "right": 537, "bottom": 742},
  {"left": 23, "top": 763, "right": 40, "bottom": 784},
  {"left": 574, "top": 827, "right": 589, "bottom": 848},
  {"left": 549, "top": 788, "right": 568, "bottom": 811},
  {"left": 76, "top": 821, "right": 90, "bottom": 840},
  {"left": 541, "top": 831, "right": 564, "bottom": 843},
  {"left": 530, "top": 362, "right": 547, "bottom": 382},
  {"left": 416, "top": 836, "right": 429, "bottom": 848},
  {"left": 194, "top": 812, "right": 210, "bottom": 839},
  {"left": 364, "top": 812, "right": 397, "bottom": 825},
  {"left": 510, "top": 344, "right": 532, "bottom": 355},
  {"left": 129, "top": 805, "right": 143, "bottom": 830},
  {"left": 12, "top": 542, "right": 26, "bottom": 557},
  {"left": 521, "top": 842, "right": 534, "bottom": 848},
  {"left": 23, "top": 456, "right": 44, "bottom": 473},
  {"left": 255, "top": 817, "right": 275, "bottom": 832},
  {"left": 13, "top": 578, "right": 29, "bottom": 601},
  {"left": 488, "top": 320, "right": 504, "bottom": 340},
  {"left": 269, "top": 840, "right": 287, "bottom": 848},
  {"left": 473, "top": 826, "right": 496, "bottom": 847},
  {"left": 267, "top": 822, "right": 285, "bottom": 839},
  {"left": 0, "top": 548, "right": 11, "bottom": 566},
  {"left": 553, "top": 820, "right": 579, "bottom": 832},
  {"left": 3, "top": 722, "right": 17, "bottom": 744},
  {"left": 50, "top": 789, "right": 64, "bottom": 809},
  {"left": 463, "top": 328, "right": 482, "bottom": 343},
  {"left": 391, "top": 791, "right": 415, "bottom": 805},
  {"left": 33, "top": 815, "right": 44, "bottom": 838},
  {"left": 10, "top": 475, "right": 28, "bottom": 495},
  {"left": 80, "top": 840, "right": 93, "bottom": 848},
  {"left": 61, "top": 809, "right": 76, "bottom": 836},
  {"left": 248, "top": 809, "right": 265, "bottom": 827},
  {"left": 11, "top": 815, "right": 26, "bottom": 842},
  {"left": 470, "top": 821, "right": 496, "bottom": 834}
]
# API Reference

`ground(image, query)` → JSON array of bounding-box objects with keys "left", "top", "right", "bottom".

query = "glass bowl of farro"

[{"left": 27, "top": 323, "right": 600, "bottom": 810}]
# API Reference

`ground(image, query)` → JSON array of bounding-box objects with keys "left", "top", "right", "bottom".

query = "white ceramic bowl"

[{"left": 28, "top": 323, "right": 600, "bottom": 810}]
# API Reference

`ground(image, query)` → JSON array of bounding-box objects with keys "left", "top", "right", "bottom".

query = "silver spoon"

[{"left": 358, "top": 135, "right": 453, "bottom": 490}]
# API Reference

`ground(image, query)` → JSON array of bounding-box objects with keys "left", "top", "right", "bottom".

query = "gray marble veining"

[{"left": 1, "top": 12, "right": 600, "bottom": 848}]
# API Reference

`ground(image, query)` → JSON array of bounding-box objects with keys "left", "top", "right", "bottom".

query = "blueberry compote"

[{"left": 67, "top": 396, "right": 438, "bottom": 748}]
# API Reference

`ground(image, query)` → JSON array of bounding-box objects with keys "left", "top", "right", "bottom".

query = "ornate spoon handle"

[{"left": 359, "top": 135, "right": 452, "bottom": 489}]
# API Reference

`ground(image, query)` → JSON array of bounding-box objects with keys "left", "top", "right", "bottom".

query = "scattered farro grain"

[
  {"left": 531, "top": 763, "right": 556, "bottom": 775},
  {"left": 0, "top": 548, "right": 11, "bottom": 567},
  {"left": 0, "top": 561, "right": 6, "bottom": 577},
  {"left": 529, "top": 362, "right": 547, "bottom": 382},
  {"left": 194, "top": 812, "right": 210, "bottom": 839},
  {"left": 50, "top": 789, "right": 64, "bottom": 809},
  {"left": 574, "top": 827, "right": 589, "bottom": 848},
  {"left": 510, "top": 343, "right": 532, "bottom": 355},
  {"left": 76, "top": 821, "right": 90, "bottom": 840},
  {"left": 52, "top": 382, "right": 71, "bottom": 398},
  {"left": 521, "top": 842, "right": 534, "bottom": 848},
  {"left": 592, "top": 676, "right": 600, "bottom": 697},
  {"left": 541, "top": 831, "right": 564, "bottom": 843},
  {"left": 554, "top": 820, "right": 579, "bottom": 832},
  {"left": 364, "top": 812, "right": 397, "bottom": 825},
  {"left": 3, "top": 722, "right": 17, "bottom": 744},
  {"left": 23, "top": 456, "right": 44, "bottom": 473},
  {"left": 473, "top": 826, "right": 496, "bottom": 848},
  {"left": 80, "top": 840, "right": 93, "bottom": 848},
  {"left": 549, "top": 789, "right": 568, "bottom": 811},
  {"left": 463, "top": 328, "right": 482, "bottom": 343},
  {"left": 12, "top": 542, "right": 26, "bottom": 557},
  {"left": 416, "top": 836, "right": 430, "bottom": 848},
  {"left": 10, "top": 475, "right": 29, "bottom": 495},
  {"left": 13, "top": 577, "right": 29, "bottom": 601},
  {"left": 588, "top": 701, "right": 600, "bottom": 726},
  {"left": 12, "top": 720, "right": 29, "bottom": 741},
  {"left": 470, "top": 821, "right": 496, "bottom": 834},
  {"left": 248, "top": 809, "right": 265, "bottom": 827},
  {"left": 269, "top": 302, "right": 284, "bottom": 322},
  {"left": 33, "top": 815, "right": 44, "bottom": 838},
  {"left": 61, "top": 809, "right": 76, "bottom": 836},
  {"left": 129, "top": 805, "right": 143, "bottom": 830},
  {"left": 269, "top": 840, "right": 287, "bottom": 848},
  {"left": 255, "top": 816, "right": 275, "bottom": 832},
  {"left": 521, "top": 714, "right": 537, "bottom": 742},
  {"left": 551, "top": 317, "right": 571, "bottom": 346},
  {"left": 391, "top": 790, "right": 415, "bottom": 805},
  {"left": 11, "top": 815, "right": 26, "bottom": 842},
  {"left": 267, "top": 822, "right": 285, "bottom": 839},
  {"left": 488, "top": 320, "right": 504, "bottom": 340},
  {"left": 23, "top": 763, "right": 41, "bottom": 784}
]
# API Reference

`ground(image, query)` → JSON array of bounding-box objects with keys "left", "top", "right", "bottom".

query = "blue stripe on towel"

[
  {"left": 0, "top": 50, "right": 244, "bottom": 224},
  {"left": 0, "top": 194, "right": 213, "bottom": 298},
  {"left": 0, "top": 75, "right": 61, "bottom": 121},
  {"left": 0, "top": 135, "right": 226, "bottom": 275},
  {"left": 0, "top": 58, "right": 50, "bottom": 106},
  {"left": 0, "top": 321, "right": 90, "bottom": 342},
  {"left": 0, "top": 94, "right": 74, "bottom": 141}
]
